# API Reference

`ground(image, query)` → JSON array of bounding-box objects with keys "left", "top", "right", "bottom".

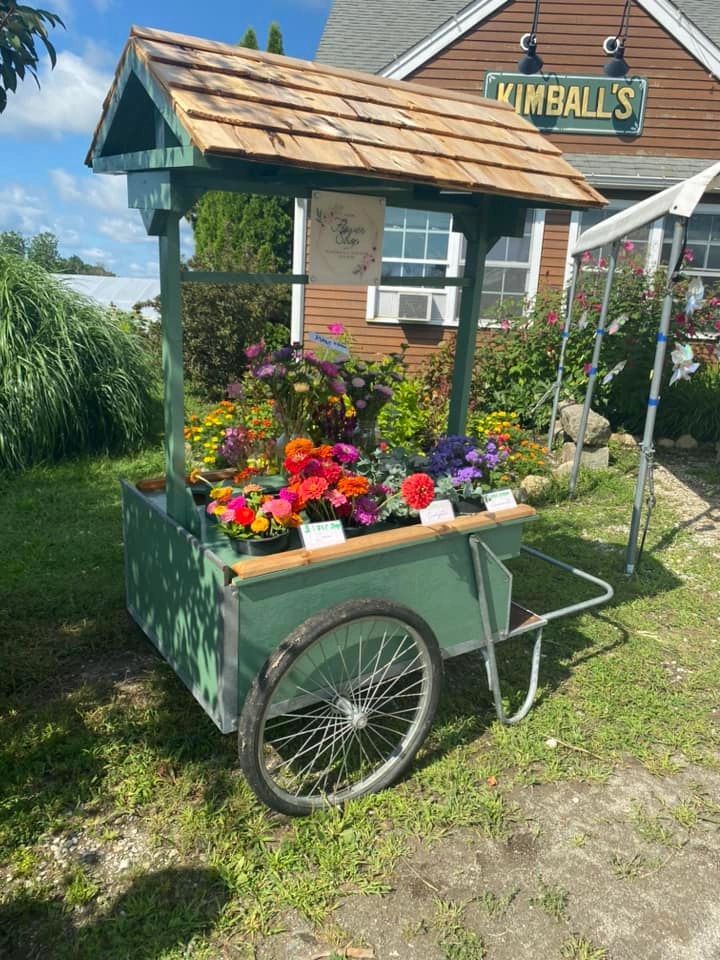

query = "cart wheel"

[{"left": 238, "top": 598, "right": 442, "bottom": 816}]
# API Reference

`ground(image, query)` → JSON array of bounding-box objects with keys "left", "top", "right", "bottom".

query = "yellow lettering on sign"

[
  {"left": 563, "top": 85, "right": 582, "bottom": 117},
  {"left": 523, "top": 83, "right": 545, "bottom": 114},
  {"left": 614, "top": 85, "right": 635, "bottom": 120},
  {"left": 496, "top": 82, "right": 515, "bottom": 105},
  {"left": 596, "top": 87, "right": 612, "bottom": 119},
  {"left": 580, "top": 87, "right": 597, "bottom": 118},
  {"left": 545, "top": 85, "right": 565, "bottom": 116}
]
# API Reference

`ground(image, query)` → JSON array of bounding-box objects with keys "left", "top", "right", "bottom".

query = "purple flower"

[
  {"left": 332, "top": 443, "right": 360, "bottom": 464},
  {"left": 254, "top": 363, "right": 276, "bottom": 379},
  {"left": 245, "top": 341, "right": 265, "bottom": 360},
  {"left": 226, "top": 381, "right": 243, "bottom": 399},
  {"left": 351, "top": 377, "right": 366, "bottom": 388},
  {"left": 453, "top": 467, "right": 479, "bottom": 485},
  {"left": 355, "top": 398, "right": 367, "bottom": 410},
  {"left": 330, "top": 380, "right": 347, "bottom": 395},
  {"left": 353, "top": 496, "right": 380, "bottom": 526},
  {"left": 302, "top": 458, "right": 326, "bottom": 477},
  {"left": 374, "top": 384, "right": 394, "bottom": 399},
  {"left": 273, "top": 346, "right": 294, "bottom": 362},
  {"left": 318, "top": 360, "right": 340, "bottom": 378}
]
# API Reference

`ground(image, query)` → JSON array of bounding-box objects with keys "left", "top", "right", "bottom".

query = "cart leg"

[{"left": 482, "top": 627, "right": 544, "bottom": 726}]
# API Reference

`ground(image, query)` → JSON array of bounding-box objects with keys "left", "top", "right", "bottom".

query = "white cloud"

[
  {"left": 0, "top": 183, "right": 48, "bottom": 234},
  {"left": 79, "top": 246, "right": 114, "bottom": 263},
  {"left": 3, "top": 51, "right": 112, "bottom": 140},
  {"left": 98, "top": 214, "right": 153, "bottom": 244},
  {"left": 51, "top": 168, "right": 127, "bottom": 213}
]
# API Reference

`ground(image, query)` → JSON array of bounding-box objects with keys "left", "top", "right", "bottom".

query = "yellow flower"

[
  {"left": 250, "top": 515, "right": 269, "bottom": 534},
  {"left": 202, "top": 456, "right": 215, "bottom": 464}
]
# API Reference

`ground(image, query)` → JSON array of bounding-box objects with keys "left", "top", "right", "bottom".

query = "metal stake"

[
  {"left": 547, "top": 257, "right": 579, "bottom": 450},
  {"left": 625, "top": 216, "right": 686, "bottom": 575},
  {"left": 569, "top": 241, "right": 619, "bottom": 495}
]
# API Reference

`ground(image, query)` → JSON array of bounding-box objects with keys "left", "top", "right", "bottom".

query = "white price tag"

[
  {"left": 419, "top": 499, "right": 456, "bottom": 526},
  {"left": 299, "top": 520, "right": 347, "bottom": 549},
  {"left": 482, "top": 489, "right": 517, "bottom": 512}
]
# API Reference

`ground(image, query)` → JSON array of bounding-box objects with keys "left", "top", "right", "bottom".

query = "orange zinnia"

[
  {"left": 311, "top": 444, "right": 334, "bottom": 460},
  {"left": 285, "top": 437, "right": 314, "bottom": 458},
  {"left": 337, "top": 475, "right": 370, "bottom": 498}
]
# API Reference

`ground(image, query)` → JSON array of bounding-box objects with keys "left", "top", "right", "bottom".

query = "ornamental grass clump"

[{"left": 0, "top": 255, "right": 158, "bottom": 471}]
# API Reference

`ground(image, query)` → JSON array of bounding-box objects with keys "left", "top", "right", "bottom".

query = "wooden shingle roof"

[{"left": 89, "top": 26, "right": 605, "bottom": 209}]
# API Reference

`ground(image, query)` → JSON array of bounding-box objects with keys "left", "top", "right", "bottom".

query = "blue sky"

[{"left": 0, "top": 0, "right": 332, "bottom": 276}]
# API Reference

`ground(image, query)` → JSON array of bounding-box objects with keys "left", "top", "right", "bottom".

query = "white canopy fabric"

[
  {"left": 571, "top": 159, "right": 720, "bottom": 257},
  {"left": 57, "top": 274, "right": 160, "bottom": 320}
]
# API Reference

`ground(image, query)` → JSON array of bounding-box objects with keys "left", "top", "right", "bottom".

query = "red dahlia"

[{"left": 401, "top": 473, "right": 435, "bottom": 511}]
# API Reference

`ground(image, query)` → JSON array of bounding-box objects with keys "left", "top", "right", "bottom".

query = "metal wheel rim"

[{"left": 256, "top": 616, "right": 434, "bottom": 807}]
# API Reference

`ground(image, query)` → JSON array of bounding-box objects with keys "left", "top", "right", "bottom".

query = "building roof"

[
  {"left": 58, "top": 274, "right": 160, "bottom": 318},
  {"left": 316, "top": 0, "right": 720, "bottom": 75},
  {"left": 566, "top": 154, "right": 720, "bottom": 192},
  {"left": 88, "top": 26, "right": 604, "bottom": 209}
]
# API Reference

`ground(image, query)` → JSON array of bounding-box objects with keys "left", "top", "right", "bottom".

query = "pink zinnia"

[
  {"left": 244, "top": 341, "right": 265, "bottom": 360},
  {"left": 623, "top": 240, "right": 634, "bottom": 252},
  {"left": 227, "top": 496, "right": 247, "bottom": 510},
  {"left": 332, "top": 443, "right": 360, "bottom": 464},
  {"left": 683, "top": 248, "right": 695, "bottom": 263},
  {"left": 220, "top": 507, "right": 237, "bottom": 524},
  {"left": 500, "top": 318, "right": 510, "bottom": 331},
  {"left": 328, "top": 323, "right": 345, "bottom": 335},
  {"left": 262, "top": 498, "right": 292, "bottom": 519},
  {"left": 546, "top": 311, "right": 559, "bottom": 326},
  {"left": 326, "top": 488, "right": 348, "bottom": 508}
]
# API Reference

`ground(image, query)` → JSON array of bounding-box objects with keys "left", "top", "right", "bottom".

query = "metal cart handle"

[{"left": 519, "top": 544, "right": 614, "bottom": 622}]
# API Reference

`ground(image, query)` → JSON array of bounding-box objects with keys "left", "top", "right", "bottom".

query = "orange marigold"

[
  {"left": 337, "top": 475, "right": 370, "bottom": 498},
  {"left": 285, "top": 437, "right": 314, "bottom": 458}
]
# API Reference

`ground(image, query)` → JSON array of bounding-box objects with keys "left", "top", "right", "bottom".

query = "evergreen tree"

[
  {"left": 192, "top": 23, "right": 292, "bottom": 273},
  {"left": 0, "top": 231, "right": 26, "bottom": 257},
  {"left": 239, "top": 27, "right": 258, "bottom": 49},
  {"left": 266, "top": 22, "right": 283, "bottom": 55}
]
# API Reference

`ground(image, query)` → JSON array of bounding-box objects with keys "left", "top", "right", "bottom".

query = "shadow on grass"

[{"left": 0, "top": 866, "right": 229, "bottom": 960}]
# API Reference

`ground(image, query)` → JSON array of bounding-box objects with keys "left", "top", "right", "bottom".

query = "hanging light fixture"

[
  {"left": 603, "top": 0, "right": 632, "bottom": 77},
  {"left": 518, "top": 0, "right": 543, "bottom": 75}
]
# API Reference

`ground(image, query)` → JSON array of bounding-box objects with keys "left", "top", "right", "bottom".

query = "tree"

[
  {"left": 56, "top": 254, "right": 114, "bottom": 277},
  {"left": 0, "top": 230, "right": 25, "bottom": 257},
  {"left": 192, "top": 23, "right": 293, "bottom": 274},
  {"left": 239, "top": 27, "right": 258, "bottom": 49},
  {"left": 266, "top": 22, "right": 283, "bottom": 55},
  {"left": 27, "top": 230, "right": 59, "bottom": 270},
  {"left": 0, "top": 2, "right": 64, "bottom": 113}
]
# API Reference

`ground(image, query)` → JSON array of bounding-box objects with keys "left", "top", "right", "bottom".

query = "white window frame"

[
  {"left": 366, "top": 208, "right": 545, "bottom": 327},
  {"left": 660, "top": 202, "right": 720, "bottom": 282}
]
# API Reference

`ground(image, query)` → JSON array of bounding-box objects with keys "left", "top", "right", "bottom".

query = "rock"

[
  {"left": 559, "top": 403, "right": 611, "bottom": 445},
  {"left": 657, "top": 437, "right": 675, "bottom": 449},
  {"left": 560, "top": 441, "right": 609, "bottom": 470},
  {"left": 552, "top": 460, "right": 573, "bottom": 478},
  {"left": 520, "top": 475, "right": 552, "bottom": 499},
  {"left": 611, "top": 432, "right": 638, "bottom": 448},
  {"left": 676, "top": 433, "right": 698, "bottom": 450}
]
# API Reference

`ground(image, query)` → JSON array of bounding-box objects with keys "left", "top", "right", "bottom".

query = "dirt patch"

[
  {"left": 652, "top": 451, "right": 720, "bottom": 549},
  {"left": 260, "top": 765, "right": 720, "bottom": 960}
]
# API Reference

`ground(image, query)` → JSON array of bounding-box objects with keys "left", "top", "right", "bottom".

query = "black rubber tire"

[{"left": 238, "top": 598, "right": 443, "bottom": 816}]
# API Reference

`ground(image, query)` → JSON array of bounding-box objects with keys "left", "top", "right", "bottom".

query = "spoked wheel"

[{"left": 238, "top": 599, "right": 442, "bottom": 815}]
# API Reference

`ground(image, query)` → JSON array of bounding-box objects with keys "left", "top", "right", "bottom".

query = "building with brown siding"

[{"left": 294, "top": 0, "right": 720, "bottom": 366}]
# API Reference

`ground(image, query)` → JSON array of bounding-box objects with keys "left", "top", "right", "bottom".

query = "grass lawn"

[{"left": 1, "top": 445, "right": 719, "bottom": 959}]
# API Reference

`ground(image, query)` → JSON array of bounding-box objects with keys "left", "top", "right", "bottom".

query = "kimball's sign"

[{"left": 483, "top": 73, "right": 647, "bottom": 136}]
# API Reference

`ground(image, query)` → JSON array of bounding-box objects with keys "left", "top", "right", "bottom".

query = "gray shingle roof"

[
  {"left": 316, "top": 0, "right": 720, "bottom": 75},
  {"left": 565, "top": 154, "right": 720, "bottom": 191}
]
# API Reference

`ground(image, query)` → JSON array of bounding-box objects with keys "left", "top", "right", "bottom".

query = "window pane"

[
  {"left": 687, "top": 215, "right": 711, "bottom": 243},
  {"left": 483, "top": 266, "right": 505, "bottom": 293},
  {"left": 425, "top": 263, "right": 447, "bottom": 278},
  {"left": 428, "top": 211, "right": 451, "bottom": 231},
  {"left": 385, "top": 207, "right": 405, "bottom": 228},
  {"left": 487, "top": 236, "right": 509, "bottom": 261},
  {"left": 506, "top": 235, "right": 531, "bottom": 262},
  {"left": 480, "top": 291, "right": 500, "bottom": 313},
  {"left": 503, "top": 268, "right": 528, "bottom": 294},
  {"left": 426, "top": 232, "right": 449, "bottom": 259},
  {"left": 706, "top": 245, "right": 720, "bottom": 270},
  {"left": 383, "top": 262, "right": 402, "bottom": 277},
  {"left": 382, "top": 231, "right": 403, "bottom": 258},
  {"left": 401, "top": 262, "right": 424, "bottom": 278},
  {"left": 403, "top": 232, "right": 426, "bottom": 259},
  {"left": 405, "top": 209, "right": 428, "bottom": 229}
]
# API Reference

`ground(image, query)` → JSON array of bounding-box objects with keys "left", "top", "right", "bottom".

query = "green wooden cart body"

[{"left": 122, "top": 482, "right": 532, "bottom": 734}]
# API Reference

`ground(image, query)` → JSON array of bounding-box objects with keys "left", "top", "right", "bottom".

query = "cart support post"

[
  {"left": 448, "top": 227, "right": 490, "bottom": 435},
  {"left": 569, "top": 241, "right": 619, "bottom": 495},
  {"left": 625, "top": 216, "right": 686, "bottom": 575},
  {"left": 547, "top": 257, "right": 579, "bottom": 450},
  {"left": 159, "top": 211, "right": 197, "bottom": 532}
]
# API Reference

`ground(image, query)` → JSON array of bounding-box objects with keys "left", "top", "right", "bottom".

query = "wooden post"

[
  {"left": 159, "top": 212, "right": 197, "bottom": 532},
  {"left": 448, "top": 225, "right": 490, "bottom": 435}
]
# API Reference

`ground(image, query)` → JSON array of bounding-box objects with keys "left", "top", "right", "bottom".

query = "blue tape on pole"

[
  {"left": 589, "top": 366, "right": 597, "bottom": 376},
  {"left": 562, "top": 331, "right": 570, "bottom": 339},
  {"left": 648, "top": 398, "right": 659, "bottom": 407},
  {"left": 558, "top": 365, "right": 564, "bottom": 372},
  {"left": 596, "top": 328, "right": 605, "bottom": 336},
  {"left": 657, "top": 333, "right": 667, "bottom": 343}
]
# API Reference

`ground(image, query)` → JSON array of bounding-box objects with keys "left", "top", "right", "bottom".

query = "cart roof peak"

[{"left": 87, "top": 25, "right": 604, "bottom": 210}]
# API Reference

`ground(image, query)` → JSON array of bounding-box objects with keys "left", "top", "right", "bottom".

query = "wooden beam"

[{"left": 179, "top": 269, "right": 472, "bottom": 288}]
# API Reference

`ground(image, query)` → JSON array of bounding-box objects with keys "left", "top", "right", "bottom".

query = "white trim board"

[
  {"left": 381, "top": 0, "right": 720, "bottom": 83},
  {"left": 291, "top": 198, "right": 308, "bottom": 344}
]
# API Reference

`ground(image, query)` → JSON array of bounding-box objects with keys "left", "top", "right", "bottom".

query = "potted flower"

[
  {"left": 208, "top": 484, "right": 302, "bottom": 556},
  {"left": 424, "top": 435, "right": 509, "bottom": 512}
]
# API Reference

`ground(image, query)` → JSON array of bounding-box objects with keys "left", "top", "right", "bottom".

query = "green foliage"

[
  {"left": 182, "top": 249, "right": 290, "bottom": 398},
  {"left": 0, "top": 229, "right": 25, "bottom": 257},
  {"left": 266, "top": 22, "right": 283, "bottom": 54},
  {"left": 0, "top": 255, "right": 159, "bottom": 470},
  {"left": 376, "top": 379, "right": 445, "bottom": 451},
  {"left": 191, "top": 21, "right": 291, "bottom": 272},
  {"left": 239, "top": 26, "right": 258, "bottom": 49},
  {"left": 0, "top": 2, "right": 64, "bottom": 113},
  {"left": 28, "top": 230, "right": 59, "bottom": 270}
]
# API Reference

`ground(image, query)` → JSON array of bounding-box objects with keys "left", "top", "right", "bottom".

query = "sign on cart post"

[{"left": 309, "top": 191, "right": 385, "bottom": 285}]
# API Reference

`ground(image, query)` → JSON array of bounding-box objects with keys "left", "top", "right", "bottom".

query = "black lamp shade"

[
  {"left": 603, "top": 42, "right": 629, "bottom": 77},
  {"left": 517, "top": 41, "right": 543, "bottom": 75}
]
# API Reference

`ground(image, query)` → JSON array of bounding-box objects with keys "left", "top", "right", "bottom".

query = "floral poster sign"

[{"left": 308, "top": 191, "right": 385, "bottom": 285}]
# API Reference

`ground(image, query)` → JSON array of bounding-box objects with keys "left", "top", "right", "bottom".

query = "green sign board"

[{"left": 483, "top": 73, "right": 647, "bottom": 136}]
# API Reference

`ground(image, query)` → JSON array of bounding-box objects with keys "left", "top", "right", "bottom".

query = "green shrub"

[
  {"left": 376, "top": 378, "right": 444, "bottom": 451},
  {"left": 0, "top": 255, "right": 160, "bottom": 471}
]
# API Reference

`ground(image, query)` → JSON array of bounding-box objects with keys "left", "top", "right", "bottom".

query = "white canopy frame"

[{"left": 547, "top": 160, "right": 720, "bottom": 575}]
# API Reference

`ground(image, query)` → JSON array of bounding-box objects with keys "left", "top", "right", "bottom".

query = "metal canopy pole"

[
  {"left": 625, "top": 216, "right": 686, "bottom": 575},
  {"left": 568, "top": 241, "right": 620, "bottom": 495},
  {"left": 448, "top": 225, "right": 491, "bottom": 435},
  {"left": 547, "top": 257, "right": 580, "bottom": 450},
  {"left": 159, "top": 212, "right": 197, "bottom": 533}
]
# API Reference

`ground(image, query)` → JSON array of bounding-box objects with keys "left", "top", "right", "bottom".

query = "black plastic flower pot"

[{"left": 229, "top": 533, "right": 291, "bottom": 556}]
